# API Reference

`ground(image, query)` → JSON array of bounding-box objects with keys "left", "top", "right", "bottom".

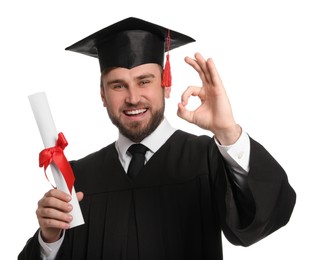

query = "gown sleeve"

[
  {"left": 210, "top": 137, "right": 296, "bottom": 246},
  {"left": 18, "top": 230, "right": 42, "bottom": 260}
]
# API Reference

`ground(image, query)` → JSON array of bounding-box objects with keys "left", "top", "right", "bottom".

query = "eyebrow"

[
  {"left": 106, "top": 73, "right": 156, "bottom": 86},
  {"left": 106, "top": 79, "right": 125, "bottom": 86},
  {"left": 136, "top": 73, "right": 156, "bottom": 80}
]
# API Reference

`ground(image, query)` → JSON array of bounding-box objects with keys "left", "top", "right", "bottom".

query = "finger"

[
  {"left": 194, "top": 52, "right": 213, "bottom": 84},
  {"left": 206, "top": 58, "right": 223, "bottom": 86},
  {"left": 177, "top": 102, "right": 193, "bottom": 123},
  {"left": 38, "top": 193, "right": 73, "bottom": 213},
  {"left": 36, "top": 202, "right": 73, "bottom": 231},
  {"left": 180, "top": 86, "right": 202, "bottom": 106},
  {"left": 38, "top": 214, "right": 72, "bottom": 230},
  {"left": 76, "top": 191, "right": 84, "bottom": 202},
  {"left": 185, "top": 55, "right": 210, "bottom": 85},
  {"left": 45, "top": 189, "right": 72, "bottom": 202},
  {"left": 37, "top": 205, "right": 73, "bottom": 221},
  {"left": 185, "top": 53, "right": 214, "bottom": 85}
]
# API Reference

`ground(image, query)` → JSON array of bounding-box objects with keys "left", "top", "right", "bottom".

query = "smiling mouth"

[{"left": 124, "top": 108, "right": 148, "bottom": 116}]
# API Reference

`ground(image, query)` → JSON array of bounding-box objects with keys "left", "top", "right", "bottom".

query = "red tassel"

[
  {"left": 162, "top": 53, "right": 172, "bottom": 87},
  {"left": 162, "top": 30, "right": 172, "bottom": 87}
]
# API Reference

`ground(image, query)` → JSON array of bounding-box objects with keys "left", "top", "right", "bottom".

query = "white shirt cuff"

[
  {"left": 38, "top": 230, "right": 65, "bottom": 260},
  {"left": 214, "top": 130, "right": 250, "bottom": 175}
]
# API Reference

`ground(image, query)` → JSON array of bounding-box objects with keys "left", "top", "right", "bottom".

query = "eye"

[
  {"left": 112, "top": 84, "right": 126, "bottom": 90},
  {"left": 139, "top": 80, "right": 150, "bottom": 86}
]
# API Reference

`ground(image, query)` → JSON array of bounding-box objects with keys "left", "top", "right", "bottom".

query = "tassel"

[
  {"left": 162, "top": 30, "right": 172, "bottom": 87},
  {"left": 162, "top": 53, "right": 171, "bottom": 87}
]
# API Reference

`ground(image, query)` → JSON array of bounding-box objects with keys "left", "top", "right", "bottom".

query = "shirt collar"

[{"left": 116, "top": 118, "right": 176, "bottom": 160}]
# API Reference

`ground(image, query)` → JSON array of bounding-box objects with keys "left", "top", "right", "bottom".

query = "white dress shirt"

[{"left": 39, "top": 118, "right": 250, "bottom": 259}]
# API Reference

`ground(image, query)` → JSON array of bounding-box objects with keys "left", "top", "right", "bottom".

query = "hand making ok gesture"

[{"left": 177, "top": 52, "right": 242, "bottom": 145}]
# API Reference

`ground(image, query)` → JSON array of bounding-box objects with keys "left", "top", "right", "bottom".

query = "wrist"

[
  {"left": 214, "top": 124, "right": 242, "bottom": 145},
  {"left": 40, "top": 229, "right": 63, "bottom": 243}
]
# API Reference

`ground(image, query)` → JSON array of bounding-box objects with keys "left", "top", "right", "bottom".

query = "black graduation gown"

[{"left": 18, "top": 130, "right": 296, "bottom": 260}]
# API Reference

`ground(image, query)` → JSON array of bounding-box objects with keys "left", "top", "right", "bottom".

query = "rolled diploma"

[{"left": 28, "top": 92, "right": 84, "bottom": 228}]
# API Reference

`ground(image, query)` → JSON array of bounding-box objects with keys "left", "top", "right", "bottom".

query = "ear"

[
  {"left": 100, "top": 87, "right": 107, "bottom": 107},
  {"left": 164, "top": 86, "right": 171, "bottom": 99}
]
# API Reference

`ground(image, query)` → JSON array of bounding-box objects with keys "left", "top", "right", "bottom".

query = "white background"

[{"left": 1, "top": 0, "right": 312, "bottom": 259}]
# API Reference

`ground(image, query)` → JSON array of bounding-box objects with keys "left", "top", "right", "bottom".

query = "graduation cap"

[{"left": 65, "top": 17, "right": 195, "bottom": 87}]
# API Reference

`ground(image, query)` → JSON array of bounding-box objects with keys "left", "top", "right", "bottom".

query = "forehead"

[{"left": 103, "top": 63, "right": 162, "bottom": 80}]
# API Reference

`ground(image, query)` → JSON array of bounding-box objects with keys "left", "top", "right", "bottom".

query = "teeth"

[{"left": 125, "top": 109, "right": 147, "bottom": 115}]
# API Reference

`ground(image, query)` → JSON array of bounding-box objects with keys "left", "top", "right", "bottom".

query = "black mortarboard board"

[{"left": 65, "top": 17, "right": 195, "bottom": 86}]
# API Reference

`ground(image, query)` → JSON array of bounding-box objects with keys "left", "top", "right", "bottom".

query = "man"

[{"left": 19, "top": 17, "right": 296, "bottom": 260}]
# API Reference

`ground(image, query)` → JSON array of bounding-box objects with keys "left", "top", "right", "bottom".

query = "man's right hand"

[{"left": 36, "top": 189, "right": 84, "bottom": 243}]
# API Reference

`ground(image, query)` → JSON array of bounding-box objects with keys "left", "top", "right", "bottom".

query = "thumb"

[
  {"left": 76, "top": 191, "right": 84, "bottom": 202},
  {"left": 177, "top": 102, "right": 193, "bottom": 123}
]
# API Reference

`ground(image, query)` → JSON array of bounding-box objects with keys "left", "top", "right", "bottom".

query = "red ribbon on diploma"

[{"left": 39, "top": 132, "right": 75, "bottom": 194}]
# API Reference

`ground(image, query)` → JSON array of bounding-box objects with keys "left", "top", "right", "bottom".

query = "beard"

[{"left": 107, "top": 100, "right": 165, "bottom": 143}]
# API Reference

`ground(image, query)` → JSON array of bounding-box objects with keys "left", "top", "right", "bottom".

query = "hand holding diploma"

[{"left": 28, "top": 92, "right": 84, "bottom": 242}]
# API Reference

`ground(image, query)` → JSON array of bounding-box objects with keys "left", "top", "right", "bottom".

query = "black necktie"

[{"left": 127, "top": 144, "right": 148, "bottom": 179}]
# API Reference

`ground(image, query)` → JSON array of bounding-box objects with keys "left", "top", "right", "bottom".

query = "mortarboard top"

[{"left": 65, "top": 17, "right": 195, "bottom": 82}]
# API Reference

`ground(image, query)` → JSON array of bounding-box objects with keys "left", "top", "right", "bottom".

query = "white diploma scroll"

[{"left": 28, "top": 92, "right": 84, "bottom": 228}]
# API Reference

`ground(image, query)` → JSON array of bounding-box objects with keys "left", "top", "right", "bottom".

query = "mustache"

[{"left": 121, "top": 102, "right": 150, "bottom": 110}]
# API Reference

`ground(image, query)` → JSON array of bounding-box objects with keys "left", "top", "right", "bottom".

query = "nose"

[{"left": 125, "top": 86, "right": 141, "bottom": 104}]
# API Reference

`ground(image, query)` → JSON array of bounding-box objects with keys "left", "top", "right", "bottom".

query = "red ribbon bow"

[{"left": 39, "top": 132, "right": 75, "bottom": 194}]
